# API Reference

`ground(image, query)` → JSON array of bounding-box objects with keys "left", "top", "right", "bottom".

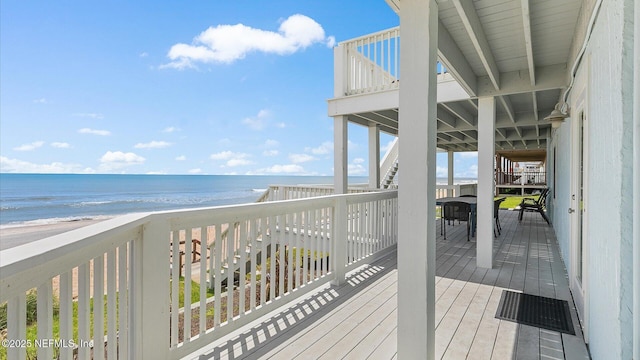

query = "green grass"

[{"left": 498, "top": 195, "right": 539, "bottom": 209}]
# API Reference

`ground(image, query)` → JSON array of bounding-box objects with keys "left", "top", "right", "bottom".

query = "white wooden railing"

[
  {"left": 257, "top": 184, "right": 375, "bottom": 202},
  {"left": 337, "top": 26, "right": 448, "bottom": 96},
  {"left": 0, "top": 190, "right": 397, "bottom": 360},
  {"left": 435, "top": 183, "right": 477, "bottom": 198},
  {"left": 380, "top": 138, "right": 399, "bottom": 188}
]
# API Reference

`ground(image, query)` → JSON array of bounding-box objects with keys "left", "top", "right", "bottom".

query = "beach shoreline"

[{"left": 0, "top": 218, "right": 109, "bottom": 250}]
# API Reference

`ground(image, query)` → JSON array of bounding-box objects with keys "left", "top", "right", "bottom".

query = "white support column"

[
  {"left": 334, "top": 116, "right": 348, "bottom": 194},
  {"left": 369, "top": 124, "right": 381, "bottom": 189},
  {"left": 448, "top": 150, "right": 455, "bottom": 197},
  {"left": 397, "top": 0, "right": 438, "bottom": 358},
  {"left": 477, "top": 97, "right": 496, "bottom": 269}
]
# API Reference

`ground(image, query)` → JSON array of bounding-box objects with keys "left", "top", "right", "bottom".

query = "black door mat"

[{"left": 495, "top": 290, "right": 575, "bottom": 335}]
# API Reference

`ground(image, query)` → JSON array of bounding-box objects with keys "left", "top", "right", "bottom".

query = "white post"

[
  {"left": 131, "top": 219, "right": 170, "bottom": 359},
  {"left": 477, "top": 97, "right": 496, "bottom": 269},
  {"left": 332, "top": 197, "right": 348, "bottom": 285},
  {"left": 334, "top": 44, "right": 347, "bottom": 98},
  {"left": 334, "top": 116, "right": 348, "bottom": 194},
  {"left": 369, "top": 124, "right": 381, "bottom": 189},
  {"left": 397, "top": 0, "right": 438, "bottom": 358},
  {"left": 448, "top": 150, "right": 455, "bottom": 197}
]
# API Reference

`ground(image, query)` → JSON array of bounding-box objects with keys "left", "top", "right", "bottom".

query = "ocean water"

[
  {"left": 0, "top": 174, "right": 476, "bottom": 227},
  {"left": 0, "top": 174, "right": 367, "bottom": 227}
]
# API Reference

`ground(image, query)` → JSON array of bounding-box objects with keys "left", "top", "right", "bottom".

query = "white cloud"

[
  {"left": 263, "top": 149, "right": 279, "bottom": 156},
  {"left": 33, "top": 98, "right": 51, "bottom": 104},
  {"left": 0, "top": 156, "right": 88, "bottom": 173},
  {"left": 210, "top": 151, "right": 253, "bottom": 167},
  {"left": 134, "top": 141, "right": 173, "bottom": 149},
  {"left": 306, "top": 141, "right": 333, "bottom": 155},
  {"left": 78, "top": 128, "right": 111, "bottom": 136},
  {"left": 227, "top": 158, "right": 254, "bottom": 167},
  {"left": 51, "top": 142, "right": 71, "bottom": 149},
  {"left": 13, "top": 141, "right": 44, "bottom": 151},
  {"left": 162, "top": 126, "right": 180, "bottom": 133},
  {"left": 381, "top": 139, "right": 396, "bottom": 153},
  {"left": 188, "top": 168, "right": 203, "bottom": 174},
  {"left": 353, "top": 157, "right": 365, "bottom": 164},
  {"left": 436, "top": 166, "right": 448, "bottom": 178},
  {"left": 175, "top": 155, "right": 187, "bottom": 161},
  {"left": 73, "top": 113, "right": 104, "bottom": 119},
  {"left": 100, "top": 151, "right": 145, "bottom": 170},
  {"left": 140, "top": 52, "right": 149, "bottom": 57},
  {"left": 348, "top": 163, "right": 366, "bottom": 175},
  {"left": 458, "top": 151, "right": 478, "bottom": 158},
  {"left": 289, "top": 153, "right": 315, "bottom": 163},
  {"left": 456, "top": 164, "right": 478, "bottom": 178},
  {"left": 275, "top": 122, "right": 286, "bottom": 128},
  {"left": 161, "top": 14, "right": 334, "bottom": 69},
  {"left": 210, "top": 151, "right": 235, "bottom": 160},
  {"left": 242, "top": 109, "right": 270, "bottom": 131},
  {"left": 264, "top": 139, "right": 279, "bottom": 147},
  {"left": 262, "top": 164, "right": 305, "bottom": 174}
]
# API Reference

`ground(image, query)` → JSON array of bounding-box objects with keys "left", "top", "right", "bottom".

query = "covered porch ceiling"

[{"left": 349, "top": 0, "right": 585, "bottom": 153}]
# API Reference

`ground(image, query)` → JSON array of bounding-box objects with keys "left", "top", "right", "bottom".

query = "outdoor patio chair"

[
  {"left": 494, "top": 198, "right": 506, "bottom": 236},
  {"left": 518, "top": 188, "right": 550, "bottom": 225},
  {"left": 441, "top": 201, "right": 472, "bottom": 241}
]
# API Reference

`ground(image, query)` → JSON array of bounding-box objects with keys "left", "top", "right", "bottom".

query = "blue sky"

[{"left": 0, "top": 1, "right": 478, "bottom": 178}]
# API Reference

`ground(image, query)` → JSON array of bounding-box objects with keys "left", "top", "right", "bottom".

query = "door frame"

[{"left": 569, "top": 56, "right": 589, "bottom": 339}]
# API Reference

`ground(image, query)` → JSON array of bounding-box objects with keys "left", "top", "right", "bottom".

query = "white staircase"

[{"left": 380, "top": 138, "right": 399, "bottom": 189}]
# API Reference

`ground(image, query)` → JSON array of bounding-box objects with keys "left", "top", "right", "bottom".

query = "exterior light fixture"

[{"left": 544, "top": 103, "right": 570, "bottom": 128}]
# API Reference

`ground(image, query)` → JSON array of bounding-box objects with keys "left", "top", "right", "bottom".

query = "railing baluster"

[
  {"left": 107, "top": 250, "right": 117, "bottom": 360},
  {"left": 310, "top": 209, "right": 317, "bottom": 280},
  {"left": 184, "top": 229, "right": 192, "bottom": 342},
  {"left": 278, "top": 214, "right": 285, "bottom": 297},
  {"left": 239, "top": 221, "right": 247, "bottom": 315},
  {"left": 268, "top": 215, "right": 276, "bottom": 302},
  {"left": 171, "top": 231, "right": 179, "bottom": 346},
  {"left": 200, "top": 226, "right": 208, "bottom": 333},
  {"left": 260, "top": 217, "right": 267, "bottom": 306},
  {"left": 78, "top": 262, "right": 91, "bottom": 359},
  {"left": 36, "top": 280, "right": 53, "bottom": 360},
  {"left": 7, "top": 293, "right": 26, "bottom": 360},
  {"left": 94, "top": 255, "right": 104, "bottom": 360},
  {"left": 59, "top": 271, "right": 73, "bottom": 360},
  {"left": 286, "top": 213, "right": 294, "bottom": 292},
  {"left": 214, "top": 225, "right": 222, "bottom": 327},
  {"left": 118, "top": 243, "right": 129, "bottom": 360},
  {"left": 226, "top": 223, "right": 235, "bottom": 321},
  {"left": 250, "top": 218, "right": 258, "bottom": 311}
]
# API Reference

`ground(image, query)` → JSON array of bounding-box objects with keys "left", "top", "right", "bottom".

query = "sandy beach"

[{"left": 0, "top": 218, "right": 108, "bottom": 251}]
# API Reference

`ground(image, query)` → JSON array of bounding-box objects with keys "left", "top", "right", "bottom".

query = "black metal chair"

[
  {"left": 518, "top": 188, "right": 550, "bottom": 224},
  {"left": 494, "top": 198, "right": 506, "bottom": 236},
  {"left": 441, "top": 201, "right": 472, "bottom": 241},
  {"left": 459, "top": 194, "right": 477, "bottom": 197}
]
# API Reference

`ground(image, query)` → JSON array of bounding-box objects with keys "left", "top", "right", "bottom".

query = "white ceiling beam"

[
  {"left": 441, "top": 102, "right": 475, "bottom": 126},
  {"left": 452, "top": 0, "right": 500, "bottom": 90},
  {"left": 521, "top": 0, "right": 536, "bottom": 86},
  {"left": 437, "top": 21, "right": 478, "bottom": 96},
  {"left": 437, "top": 107, "right": 458, "bottom": 128},
  {"left": 477, "top": 64, "right": 568, "bottom": 97},
  {"left": 351, "top": 113, "right": 397, "bottom": 130}
]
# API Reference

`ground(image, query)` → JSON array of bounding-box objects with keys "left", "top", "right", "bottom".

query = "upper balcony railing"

[
  {"left": 335, "top": 26, "right": 447, "bottom": 97},
  {"left": 0, "top": 190, "right": 398, "bottom": 360}
]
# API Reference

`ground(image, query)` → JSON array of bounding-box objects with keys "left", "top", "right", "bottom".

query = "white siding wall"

[
  {"left": 552, "top": 0, "right": 635, "bottom": 358},
  {"left": 572, "top": 0, "right": 634, "bottom": 358}
]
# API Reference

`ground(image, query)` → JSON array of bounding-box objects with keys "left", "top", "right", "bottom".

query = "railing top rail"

[
  {"left": 338, "top": 26, "right": 400, "bottom": 46},
  {"left": 0, "top": 213, "right": 149, "bottom": 277},
  {"left": 1, "top": 190, "right": 398, "bottom": 284}
]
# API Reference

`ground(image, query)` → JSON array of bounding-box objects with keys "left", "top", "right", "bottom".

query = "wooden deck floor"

[{"left": 187, "top": 210, "right": 591, "bottom": 360}]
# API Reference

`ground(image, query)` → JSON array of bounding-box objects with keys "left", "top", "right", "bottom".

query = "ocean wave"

[{"left": 0, "top": 215, "right": 115, "bottom": 229}]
